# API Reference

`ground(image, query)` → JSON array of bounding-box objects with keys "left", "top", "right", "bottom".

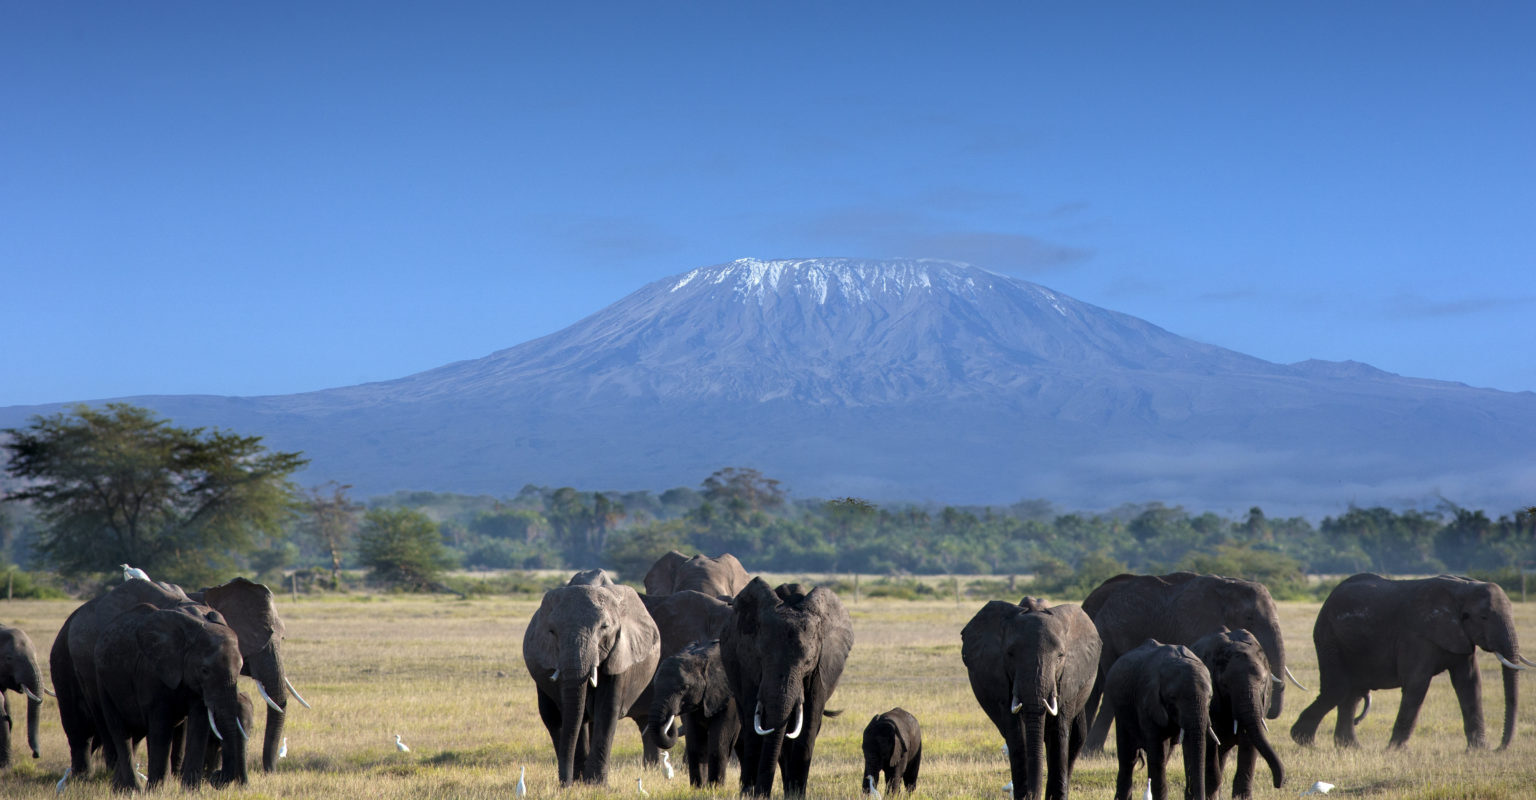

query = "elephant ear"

[
  {"left": 1423, "top": 585, "right": 1474, "bottom": 654},
  {"left": 605, "top": 584, "right": 661, "bottom": 675},
  {"left": 733, "top": 577, "right": 779, "bottom": 639},
  {"left": 200, "top": 577, "right": 283, "bottom": 659},
  {"left": 522, "top": 589, "right": 561, "bottom": 676},
  {"left": 805, "top": 587, "right": 854, "bottom": 694},
  {"left": 135, "top": 609, "right": 189, "bottom": 690},
  {"left": 1140, "top": 667, "right": 1171, "bottom": 729},
  {"left": 961, "top": 600, "right": 1021, "bottom": 671},
  {"left": 644, "top": 551, "right": 689, "bottom": 595}
]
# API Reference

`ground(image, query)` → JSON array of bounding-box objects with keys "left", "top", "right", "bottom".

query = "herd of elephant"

[
  {"left": 0, "top": 555, "right": 1530, "bottom": 800},
  {"left": 516, "top": 554, "right": 1532, "bottom": 800},
  {"left": 0, "top": 576, "right": 307, "bottom": 792}
]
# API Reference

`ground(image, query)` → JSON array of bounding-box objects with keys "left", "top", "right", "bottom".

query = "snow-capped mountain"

[{"left": 4, "top": 257, "right": 1534, "bottom": 515}]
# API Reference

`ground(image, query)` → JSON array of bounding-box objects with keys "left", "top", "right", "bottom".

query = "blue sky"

[{"left": 3, "top": 2, "right": 1533, "bottom": 406}]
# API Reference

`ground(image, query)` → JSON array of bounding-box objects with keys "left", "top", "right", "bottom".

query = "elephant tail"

[
  {"left": 823, "top": 708, "right": 844, "bottom": 718},
  {"left": 1353, "top": 693, "right": 1370, "bottom": 725}
]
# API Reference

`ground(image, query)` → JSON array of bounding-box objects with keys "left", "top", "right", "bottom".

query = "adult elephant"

[
  {"left": 1289, "top": 573, "right": 1532, "bottom": 750},
  {"left": 188, "top": 577, "right": 308, "bottom": 772},
  {"left": 962, "top": 599, "right": 1100, "bottom": 800},
  {"left": 94, "top": 603, "right": 249, "bottom": 791},
  {"left": 1191, "top": 629, "right": 1284, "bottom": 798},
  {"left": 0, "top": 623, "right": 47, "bottom": 767},
  {"left": 721, "top": 578, "right": 853, "bottom": 798},
  {"left": 1105, "top": 639, "right": 1216, "bottom": 800},
  {"left": 523, "top": 569, "right": 661, "bottom": 785},
  {"left": 634, "top": 589, "right": 735, "bottom": 763},
  {"left": 644, "top": 551, "right": 750, "bottom": 599},
  {"left": 648, "top": 639, "right": 741, "bottom": 787},
  {"left": 1081, "top": 573, "right": 1300, "bottom": 755}
]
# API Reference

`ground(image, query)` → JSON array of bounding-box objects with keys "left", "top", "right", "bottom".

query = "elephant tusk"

[
  {"left": 1270, "top": 673, "right": 1284, "bottom": 685},
  {"left": 236, "top": 718, "right": 249, "bottom": 741},
  {"left": 550, "top": 669, "right": 559, "bottom": 681},
  {"left": 1010, "top": 697, "right": 1024, "bottom": 714},
  {"left": 1496, "top": 653, "right": 1530, "bottom": 671},
  {"left": 1260, "top": 718, "right": 1269, "bottom": 733},
  {"left": 670, "top": 715, "right": 680, "bottom": 736},
  {"left": 753, "top": 703, "right": 775, "bottom": 736},
  {"left": 209, "top": 708, "right": 224, "bottom": 741},
  {"left": 1234, "top": 720, "right": 1239, "bottom": 735},
  {"left": 24, "top": 687, "right": 43, "bottom": 703},
  {"left": 1044, "top": 695, "right": 1059, "bottom": 717},
  {"left": 1208, "top": 726, "right": 1221, "bottom": 747},
  {"left": 284, "top": 677, "right": 312, "bottom": 709},
  {"left": 590, "top": 666, "right": 599, "bottom": 687},
  {"left": 256, "top": 681, "right": 284, "bottom": 713},
  {"left": 1520, "top": 654, "right": 1536, "bottom": 668},
  {"left": 785, "top": 704, "right": 805, "bottom": 740},
  {"left": 1284, "top": 666, "right": 1308, "bottom": 691},
  {"left": 44, "top": 687, "right": 57, "bottom": 697}
]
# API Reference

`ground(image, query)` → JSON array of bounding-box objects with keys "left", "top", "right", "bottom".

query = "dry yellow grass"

[{"left": 2, "top": 591, "right": 1535, "bottom": 798}]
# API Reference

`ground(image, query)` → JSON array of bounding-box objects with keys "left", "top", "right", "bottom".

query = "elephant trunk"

[
  {"left": 1020, "top": 710, "right": 1047, "bottom": 800},
  {"left": 26, "top": 691, "right": 41, "bottom": 759},
  {"left": 1238, "top": 694, "right": 1284, "bottom": 788},
  {"left": 1181, "top": 704, "right": 1208, "bottom": 800},
  {"left": 752, "top": 718, "right": 787, "bottom": 797},
  {"left": 751, "top": 681, "right": 800, "bottom": 796},
  {"left": 557, "top": 675, "right": 590, "bottom": 785},
  {"left": 1499, "top": 661, "right": 1519, "bottom": 750},
  {"left": 248, "top": 643, "right": 288, "bottom": 773},
  {"left": 650, "top": 697, "right": 682, "bottom": 750}
]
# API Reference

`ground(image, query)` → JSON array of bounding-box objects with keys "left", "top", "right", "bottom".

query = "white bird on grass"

[
  {"left": 1301, "top": 781, "right": 1335, "bottom": 796},
  {"left": 866, "top": 775, "right": 882, "bottom": 800},
  {"left": 1002, "top": 781, "right": 1013, "bottom": 794},
  {"left": 637, "top": 777, "right": 650, "bottom": 796},
  {"left": 121, "top": 564, "right": 150, "bottom": 582},
  {"left": 394, "top": 733, "right": 411, "bottom": 752},
  {"left": 1143, "top": 779, "right": 1153, "bottom": 800},
  {"left": 56, "top": 767, "right": 71, "bottom": 794},
  {"left": 515, "top": 765, "right": 527, "bottom": 797},
  {"left": 278, "top": 737, "right": 288, "bottom": 758}
]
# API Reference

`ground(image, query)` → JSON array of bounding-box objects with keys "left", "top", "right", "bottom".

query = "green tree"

[
  {"left": 2, "top": 403, "right": 306, "bottom": 586},
  {"left": 355, "top": 507, "right": 454, "bottom": 590},
  {"left": 301, "top": 482, "right": 361, "bottom": 588}
]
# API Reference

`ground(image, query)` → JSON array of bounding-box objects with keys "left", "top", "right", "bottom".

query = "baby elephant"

[
  {"left": 862, "top": 707, "right": 922, "bottom": 794},
  {"left": 1106, "top": 639, "right": 1216, "bottom": 800}
]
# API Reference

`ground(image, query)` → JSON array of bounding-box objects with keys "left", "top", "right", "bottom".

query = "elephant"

[
  {"left": 721, "top": 578, "right": 854, "bottom": 798},
  {"left": 198, "top": 692, "right": 255, "bottom": 781},
  {"left": 648, "top": 639, "right": 742, "bottom": 786},
  {"left": 862, "top": 707, "right": 922, "bottom": 795},
  {"left": 1289, "top": 573, "right": 1533, "bottom": 750},
  {"left": 1190, "top": 629, "right": 1284, "bottom": 799},
  {"left": 94, "top": 603, "right": 249, "bottom": 791},
  {"left": 522, "top": 569, "right": 661, "bottom": 785},
  {"left": 1105, "top": 639, "right": 1216, "bottom": 800},
  {"left": 1, "top": 623, "right": 46, "bottom": 767},
  {"left": 644, "top": 551, "right": 750, "bottom": 599},
  {"left": 634, "top": 589, "right": 735, "bottom": 765},
  {"left": 962, "top": 599, "right": 1100, "bottom": 800},
  {"left": 52, "top": 577, "right": 305, "bottom": 776},
  {"left": 1081, "top": 573, "right": 1299, "bottom": 755}
]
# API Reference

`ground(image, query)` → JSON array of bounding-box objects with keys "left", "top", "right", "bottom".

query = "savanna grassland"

[{"left": 2, "top": 589, "right": 1535, "bottom": 800}]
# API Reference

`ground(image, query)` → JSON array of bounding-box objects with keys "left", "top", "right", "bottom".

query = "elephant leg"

[
  {"left": 1112, "top": 720, "right": 1138, "bottom": 800},
  {"left": 903, "top": 748, "right": 921, "bottom": 792},
  {"left": 1085, "top": 691, "right": 1115, "bottom": 756},
  {"left": 1330, "top": 693, "right": 1365, "bottom": 748},
  {"left": 98, "top": 702, "right": 139, "bottom": 793},
  {"left": 144, "top": 715, "right": 175, "bottom": 789},
  {"left": 738, "top": 725, "right": 763, "bottom": 795},
  {"left": 1232, "top": 743, "right": 1256, "bottom": 799},
  {"left": 0, "top": 693, "right": 11, "bottom": 769},
  {"left": 1289, "top": 691, "right": 1337, "bottom": 746},
  {"left": 535, "top": 690, "right": 563, "bottom": 758},
  {"left": 1145, "top": 737, "right": 1169, "bottom": 800},
  {"left": 634, "top": 713, "right": 660, "bottom": 767},
  {"left": 1047, "top": 716, "right": 1071, "bottom": 800},
  {"left": 583, "top": 682, "right": 621, "bottom": 783},
  {"left": 884, "top": 765, "right": 898, "bottom": 793},
  {"left": 1446, "top": 655, "right": 1486, "bottom": 749},
  {"left": 1388, "top": 679, "right": 1432, "bottom": 749},
  {"left": 1202, "top": 739, "right": 1221, "bottom": 800},
  {"left": 780, "top": 710, "right": 823, "bottom": 798},
  {"left": 168, "top": 719, "right": 185, "bottom": 775}
]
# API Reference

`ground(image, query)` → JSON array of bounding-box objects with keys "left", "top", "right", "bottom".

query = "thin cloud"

[
  {"left": 794, "top": 205, "right": 1092, "bottom": 274},
  {"left": 1387, "top": 292, "right": 1536, "bottom": 319}
]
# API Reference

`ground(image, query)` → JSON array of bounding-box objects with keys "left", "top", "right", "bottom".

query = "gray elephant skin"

[
  {"left": 51, "top": 577, "right": 302, "bottom": 776},
  {"left": 963, "top": 599, "right": 1099, "bottom": 800},
  {"left": 0, "top": 623, "right": 46, "bottom": 767},
  {"left": 1191, "top": 629, "right": 1284, "bottom": 799},
  {"left": 638, "top": 589, "right": 736, "bottom": 769},
  {"left": 94, "top": 603, "right": 249, "bottom": 791},
  {"left": 1105, "top": 639, "right": 1215, "bottom": 800},
  {"left": 1081, "top": 572, "right": 1294, "bottom": 755},
  {"left": 1290, "top": 573, "right": 1532, "bottom": 750},
  {"left": 722, "top": 578, "right": 853, "bottom": 798},
  {"left": 862, "top": 707, "right": 921, "bottom": 795},
  {"left": 648, "top": 639, "right": 741, "bottom": 786},
  {"left": 523, "top": 570, "right": 661, "bottom": 785},
  {"left": 644, "top": 551, "right": 750, "bottom": 599}
]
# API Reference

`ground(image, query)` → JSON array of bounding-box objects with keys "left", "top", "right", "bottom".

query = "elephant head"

[
  {"left": 193, "top": 577, "right": 305, "bottom": 772},
  {"left": 1425, "top": 577, "right": 1527, "bottom": 748},
  {"left": 0, "top": 624, "right": 46, "bottom": 767},
  {"left": 644, "top": 551, "right": 750, "bottom": 599},
  {"left": 1192, "top": 628, "right": 1284, "bottom": 792},
  {"left": 522, "top": 571, "right": 661, "bottom": 785},
  {"left": 724, "top": 578, "right": 853, "bottom": 797},
  {"left": 648, "top": 640, "right": 730, "bottom": 750}
]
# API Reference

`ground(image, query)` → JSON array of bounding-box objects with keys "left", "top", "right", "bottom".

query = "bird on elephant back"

[
  {"left": 50, "top": 576, "right": 309, "bottom": 778},
  {"left": 1079, "top": 572, "right": 1303, "bottom": 755},
  {"left": 1290, "top": 573, "right": 1533, "bottom": 750}
]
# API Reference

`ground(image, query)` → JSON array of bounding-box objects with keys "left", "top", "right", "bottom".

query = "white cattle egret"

[
  {"left": 1300, "top": 781, "right": 1335, "bottom": 796},
  {"left": 1143, "top": 779, "right": 1153, "bottom": 800},
  {"left": 1002, "top": 781, "right": 1013, "bottom": 793},
  {"left": 661, "top": 750, "right": 674, "bottom": 780},
  {"left": 56, "top": 767, "right": 71, "bottom": 794},
  {"left": 515, "top": 765, "right": 526, "bottom": 796},
  {"left": 121, "top": 564, "right": 150, "bottom": 582},
  {"left": 866, "top": 775, "right": 882, "bottom": 800},
  {"left": 637, "top": 777, "right": 650, "bottom": 796},
  {"left": 278, "top": 737, "right": 288, "bottom": 758},
  {"left": 1001, "top": 742, "right": 1009, "bottom": 755},
  {"left": 395, "top": 733, "right": 410, "bottom": 752}
]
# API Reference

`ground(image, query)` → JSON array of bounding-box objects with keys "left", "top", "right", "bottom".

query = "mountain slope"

[{"left": 4, "top": 258, "right": 1533, "bottom": 516}]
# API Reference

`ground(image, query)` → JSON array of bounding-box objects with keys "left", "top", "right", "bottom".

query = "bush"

[
  {"left": 1181, "top": 545, "right": 1310, "bottom": 601},
  {"left": 356, "top": 508, "right": 456, "bottom": 591},
  {"left": 0, "top": 565, "right": 69, "bottom": 599}
]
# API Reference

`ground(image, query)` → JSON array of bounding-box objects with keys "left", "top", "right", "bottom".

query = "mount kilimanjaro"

[{"left": 5, "top": 258, "right": 1534, "bottom": 515}]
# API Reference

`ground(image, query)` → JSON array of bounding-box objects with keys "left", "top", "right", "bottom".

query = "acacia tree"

[
  {"left": 2, "top": 403, "right": 307, "bottom": 586},
  {"left": 301, "top": 481, "right": 361, "bottom": 587}
]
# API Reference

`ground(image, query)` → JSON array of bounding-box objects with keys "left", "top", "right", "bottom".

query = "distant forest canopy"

[{"left": 2, "top": 464, "right": 1532, "bottom": 601}]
